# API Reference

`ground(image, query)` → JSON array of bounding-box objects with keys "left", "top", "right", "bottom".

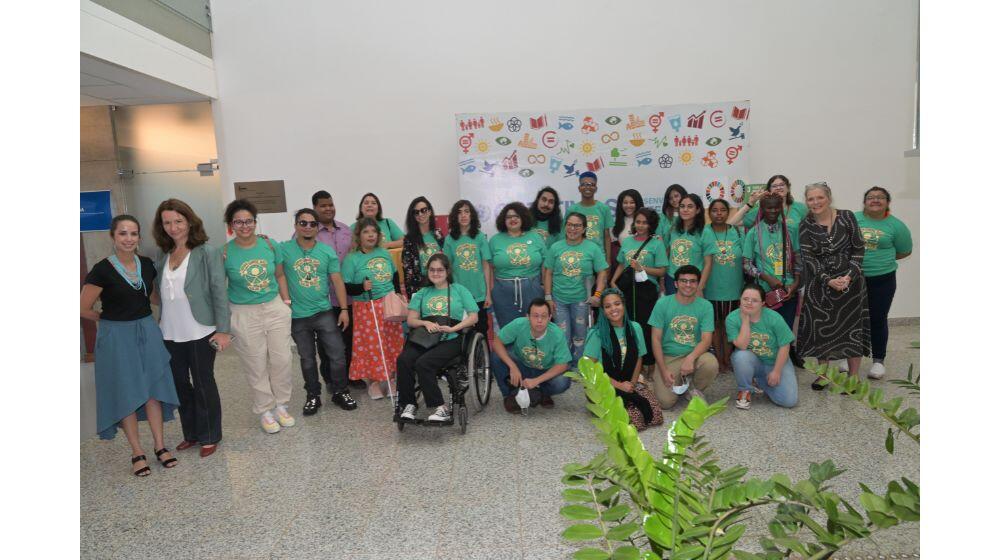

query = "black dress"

[{"left": 797, "top": 209, "right": 871, "bottom": 360}]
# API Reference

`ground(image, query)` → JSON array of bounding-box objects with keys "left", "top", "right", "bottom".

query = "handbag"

[
  {"left": 381, "top": 291, "right": 409, "bottom": 322},
  {"left": 618, "top": 236, "right": 654, "bottom": 286},
  {"left": 406, "top": 285, "right": 458, "bottom": 349}
]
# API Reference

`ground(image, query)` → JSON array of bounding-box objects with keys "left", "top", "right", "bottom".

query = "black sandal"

[
  {"left": 155, "top": 448, "right": 178, "bottom": 469},
  {"left": 131, "top": 454, "right": 151, "bottom": 477}
]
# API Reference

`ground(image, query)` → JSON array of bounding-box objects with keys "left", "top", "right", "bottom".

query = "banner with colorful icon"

[{"left": 456, "top": 100, "right": 751, "bottom": 233}]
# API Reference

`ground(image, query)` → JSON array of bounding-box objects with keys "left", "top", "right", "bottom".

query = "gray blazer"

[{"left": 156, "top": 244, "right": 231, "bottom": 334}]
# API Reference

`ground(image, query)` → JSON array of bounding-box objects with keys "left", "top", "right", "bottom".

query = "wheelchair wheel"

[
  {"left": 397, "top": 420, "right": 405, "bottom": 431},
  {"left": 458, "top": 406, "right": 468, "bottom": 434},
  {"left": 468, "top": 332, "right": 492, "bottom": 409}
]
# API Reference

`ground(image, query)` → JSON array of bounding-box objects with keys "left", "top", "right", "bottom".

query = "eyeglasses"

[
  {"left": 297, "top": 220, "right": 318, "bottom": 228},
  {"left": 865, "top": 195, "right": 888, "bottom": 201},
  {"left": 231, "top": 219, "right": 256, "bottom": 227},
  {"left": 505, "top": 215, "right": 520, "bottom": 220},
  {"left": 579, "top": 182, "right": 597, "bottom": 188},
  {"left": 741, "top": 297, "right": 761, "bottom": 304},
  {"left": 676, "top": 278, "right": 698, "bottom": 284},
  {"left": 565, "top": 222, "right": 584, "bottom": 229},
  {"left": 428, "top": 267, "right": 447, "bottom": 273},
  {"left": 412, "top": 207, "right": 431, "bottom": 216}
]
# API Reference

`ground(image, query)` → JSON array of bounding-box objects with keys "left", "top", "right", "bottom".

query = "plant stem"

[{"left": 585, "top": 475, "right": 614, "bottom": 556}]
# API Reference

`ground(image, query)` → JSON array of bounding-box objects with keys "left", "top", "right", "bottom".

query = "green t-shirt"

[
  {"left": 665, "top": 227, "right": 718, "bottom": 275},
  {"left": 742, "top": 222, "right": 800, "bottom": 289},
  {"left": 531, "top": 218, "right": 564, "bottom": 247},
  {"left": 703, "top": 226, "right": 744, "bottom": 302},
  {"left": 488, "top": 231, "right": 547, "bottom": 279},
  {"left": 725, "top": 308, "right": 794, "bottom": 365},
  {"left": 442, "top": 232, "right": 491, "bottom": 302},
  {"left": 582, "top": 321, "right": 647, "bottom": 362},
  {"left": 416, "top": 231, "right": 442, "bottom": 274},
  {"left": 742, "top": 201, "right": 808, "bottom": 230},
  {"left": 655, "top": 212, "right": 679, "bottom": 239},
  {"left": 544, "top": 239, "right": 609, "bottom": 303},
  {"left": 498, "top": 317, "right": 573, "bottom": 370},
  {"left": 648, "top": 295, "right": 715, "bottom": 357},
  {"left": 224, "top": 237, "right": 280, "bottom": 305},
  {"left": 350, "top": 218, "right": 404, "bottom": 243},
  {"left": 407, "top": 283, "right": 479, "bottom": 341},
  {"left": 279, "top": 240, "right": 341, "bottom": 319},
  {"left": 341, "top": 248, "right": 397, "bottom": 302},
  {"left": 853, "top": 212, "right": 913, "bottom": 277},
  {"left": 567, "top": 202, "right": 613, "bottom": 245},
  {"left": 616, "top": 235, "right": 667, "bottom": 287}
]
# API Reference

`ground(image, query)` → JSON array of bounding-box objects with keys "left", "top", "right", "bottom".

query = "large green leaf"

[
  {"left": 609, "top": 546, "right": 641, "bottom": 560},
  {"left": 601, "top": 504, "right": 632, "bottom": 522},
  {"left": 606, "top": 522, "right": 639, "bottom": 541},
  {"left": 561, "top": 505, "right": 600, "bottom": 520},
  {"left": 563, "top": 524, "right": 605, "bottom": 541},
  {"left": 573, "top": 548, "right": 611, "bottom": 560}
]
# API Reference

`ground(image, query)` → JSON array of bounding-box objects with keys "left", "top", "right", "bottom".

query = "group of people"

[{"left": 81, "top": 171, "right": 912, "bottom": 475}]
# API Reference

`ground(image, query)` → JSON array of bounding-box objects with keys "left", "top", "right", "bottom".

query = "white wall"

[{"left": 209, "top": 0, "right": 919, "bottom": 317}]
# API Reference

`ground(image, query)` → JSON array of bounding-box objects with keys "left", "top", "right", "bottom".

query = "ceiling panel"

[{"left": 80, "top": 53, "right": 211, "bottom": 106}]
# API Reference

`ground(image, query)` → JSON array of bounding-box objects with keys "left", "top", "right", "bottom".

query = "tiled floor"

[{"left": 80, "top": 325, "right": 920, "bottom": 559}]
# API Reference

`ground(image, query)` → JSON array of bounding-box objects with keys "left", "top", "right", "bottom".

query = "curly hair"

[
  {"left": 495, "top": 202, "right": 535, "bottom": 233},
  {"left": 448, "top": 199, "right": 481, "bottom": 240}
]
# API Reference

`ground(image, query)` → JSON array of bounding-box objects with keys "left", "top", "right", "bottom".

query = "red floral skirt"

[{"left": 349, "top": 298, "right": 404, "bottom": 382}]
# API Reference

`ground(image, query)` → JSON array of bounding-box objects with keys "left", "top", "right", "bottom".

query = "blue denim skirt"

[{"left": 94, "top": 315, "right": 179, "bottom": 440}]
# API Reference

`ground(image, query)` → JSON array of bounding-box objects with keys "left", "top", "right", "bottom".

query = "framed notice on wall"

[
  {"left": 234, "top": 180, "right": 287, "bottom": 213},
  {"left": 80, "top": 190, "right": 113, "bottom": 232}
]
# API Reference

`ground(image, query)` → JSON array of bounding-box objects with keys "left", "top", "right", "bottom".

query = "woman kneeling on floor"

[
  {"left": 396, "top": 254, "right": 479, "bottom": 422},
  {"left": 582, "top": 288, "right": 663, "bottom": 431},
  {"left": 726, "top": 284, "right": 798, "bottom": 410}
]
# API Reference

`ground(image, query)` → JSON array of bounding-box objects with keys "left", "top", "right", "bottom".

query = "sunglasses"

[
  {"left": 412, "top": 207, "right": 431, "bottom": 216},
  {"left": 297, "top": 220, "right": 318, "bottom": 228}
]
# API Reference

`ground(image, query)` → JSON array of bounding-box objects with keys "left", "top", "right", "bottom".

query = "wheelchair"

[{"left": 393, "top": 329, "right": 492, "bottom": 434}]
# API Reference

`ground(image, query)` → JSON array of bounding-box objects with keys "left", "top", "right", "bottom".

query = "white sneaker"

[
  {"left": 274, "top": 405, "right": 295, "bottom": 427},
  {"left": 836, "top": 359, "right": 849, "bottom": 372},
  {"left": 428, "top": 405, "right": 452, "bottom": 422},
  {"left": 400, "top": 404, "right": 417, "bottom": 420},
  {"left": 868, "top": 362, "right": 886, "bottom": 380},
  {"left": 261, "top": 411, "right": 281, "bottom": 434},
  {"left": 735, "top": 390, "right": 751, "bottom": 410}
]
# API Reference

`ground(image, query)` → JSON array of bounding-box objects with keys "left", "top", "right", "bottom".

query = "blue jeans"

[
  {"left": 492, "top": 275, "right": 543, "bottom": 330},
  {"left": 731, "top": 349, "right": 797, "bottom": 408},
  {"left": 554, "top": 300, "right": 590, "bottom": 366},
  {"left": 491, "top": 345, "right": 571, "bottom": 398}
]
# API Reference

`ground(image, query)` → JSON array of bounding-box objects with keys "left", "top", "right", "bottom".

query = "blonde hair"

[{"left": 803, "top": 181, "right": 833, "bottom": 202}]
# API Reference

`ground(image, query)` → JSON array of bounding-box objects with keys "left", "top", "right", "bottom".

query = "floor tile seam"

[
  {"left": 515, "top": 420, "right": 526, "bottom": 555},
  {"left": 433, "top": 439, "right": 463, "bottom": 557}
]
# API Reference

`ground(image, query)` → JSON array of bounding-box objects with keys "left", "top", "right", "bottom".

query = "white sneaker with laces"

[
  {"left": 261, "top": 411, "right": 281, "bottom": 434},
  {"left": 735, "top": 391, "right": 751, "bottom": 410},
  {"left": 428, "top": 405, "right": 452, "bottom": 422},
  {"left": 868, "top": 362, "right": 886, "bottom": 379},
  {"left": 400, "top": 404, "right": 417, "bottom": 420},
  {"left": 274, "top": 405, "right": 295, "bottom": 427}
]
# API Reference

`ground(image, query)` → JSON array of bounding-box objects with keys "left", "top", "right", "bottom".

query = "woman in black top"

[
  {"left": 401, "top": 196, "right": 444, "bottom": 298},
  {"left": 80, "top": 215, "right": 180, "bottom": 477}
]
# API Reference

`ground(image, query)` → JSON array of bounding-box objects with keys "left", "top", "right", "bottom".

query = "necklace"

[
  {"left": 711, "top": 225, "right": 732, "bottom": 254},
  {"left": 110, "top": 254, "right": 145, "bottom": 292}
]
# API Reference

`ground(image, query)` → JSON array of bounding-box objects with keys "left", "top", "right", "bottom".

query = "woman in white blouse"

[{"left": 153, "top": 199, "right": 231, "bottom": 458}]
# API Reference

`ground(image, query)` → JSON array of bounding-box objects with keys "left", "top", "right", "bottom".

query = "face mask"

[
  {"left": 515, "top": 387, "right": 531, "bottom": 411},
  {"left": 672, "top": 376, "right": 690, "bottom": 395},
  {"left": 634, "top": 270, "right": 648, "bottom": 283}
]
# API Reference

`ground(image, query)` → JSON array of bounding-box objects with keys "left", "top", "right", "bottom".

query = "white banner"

[{"left": 456, "top": 100, "right": 751, "bottom": 233}]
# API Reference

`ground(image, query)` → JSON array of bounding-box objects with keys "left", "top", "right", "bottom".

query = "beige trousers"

[
  {"left": 651, "top": 353, "right": 719, "bottom": 409},
  {"left": 230, "top": 296, "right": 293, "bottom": 415}
]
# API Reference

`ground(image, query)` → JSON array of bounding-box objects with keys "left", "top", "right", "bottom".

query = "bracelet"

[
  {"left": 592, "top": 290, "right": 602, "bottom": 298},
  {"left": 544, "top": 294, "right": 553, "bottom": 301}
]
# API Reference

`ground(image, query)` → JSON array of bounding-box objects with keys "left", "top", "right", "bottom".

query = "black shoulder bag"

[{"left": 407, "top": 285, "right": 459, "bottom": 349}]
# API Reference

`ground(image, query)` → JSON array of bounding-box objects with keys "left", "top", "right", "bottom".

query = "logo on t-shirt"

[
  {"left": 624, "top": 248, "right": 650, "bottom": 265},
  {"left": 533, "top": 228, "right": 550, "bottom": 240},
  {"left": 456, "top": 243, "right": 479, "bottom": 271},
  {"left": 713, "top": 240, "right": 737, "bottom": 265},
  {"left": 670, "top": 238, "right": 693, "bottom": 266},
  {"left": 764, "top": 242, "right": 783, "bottom": 264},
  {"left": 366, "top": 257, "right": 392, "bottom": 282},
  {"left": 669, "top": 314, "right": 699, "bottom": 346},
  {"left": 239, "top": 259, "right": 271, "bottom": 292},
  {"left": 860, "top": 227, "right": 883, "bottom": 251},
  {"left": 420, "top": 242, "right": 440, "bottom": 269},
  {"left": 521, "top": 344, "right": 546, "bottom": 369},
  {"left": 293, "top": 256, "right": 321, "bottom": 289},
  {"left": 506, "top": 243, "right": 531, "bottom": 266},
  {"left": 585, "top": 215, "right": 600, "bottom": 240},
  {"left": 749, "top": 332, "right": 773, "bottom": 359},
  {"left": 559, "top": 251, "right": 584, "bottom": 277},
  {"left": 424, "top": 295, "right": 449, "bottom": 316}
]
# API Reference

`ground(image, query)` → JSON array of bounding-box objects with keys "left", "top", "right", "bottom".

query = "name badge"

[{"left": 773, "top": 259, "right": 784, "bottom": 277}]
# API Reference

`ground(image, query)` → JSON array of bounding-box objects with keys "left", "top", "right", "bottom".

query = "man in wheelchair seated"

[
  {"left": 491, "top": 298, "right": 572, "bottom": 413},
  {"left": 397, "top": 255, "right": 479, "bottom": 422}
]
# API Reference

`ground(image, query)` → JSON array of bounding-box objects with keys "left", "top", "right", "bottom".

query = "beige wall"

[{"left": 80, "top": 106, "right": 123, "bottom": 270}]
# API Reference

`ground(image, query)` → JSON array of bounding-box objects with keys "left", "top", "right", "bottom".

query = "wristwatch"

[{"left": 544, "top": 294, "right": 553, "bottom": 301}]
